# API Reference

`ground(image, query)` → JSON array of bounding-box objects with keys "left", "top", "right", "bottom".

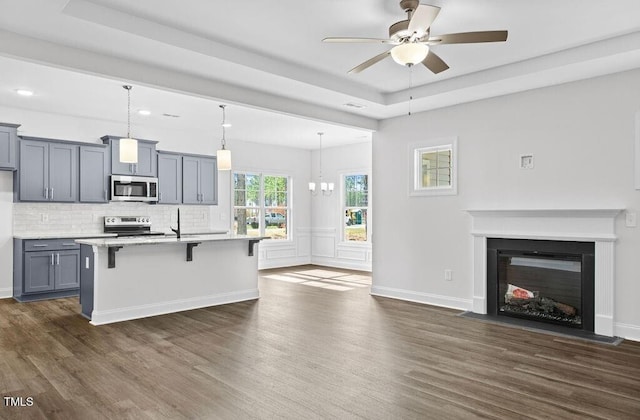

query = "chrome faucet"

[{"left": 171, "top": 208, "right": 181, "bottom": 238}]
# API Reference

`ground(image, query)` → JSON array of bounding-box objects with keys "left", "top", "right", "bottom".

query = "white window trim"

[
  {"left": 408, "top": 136, "right": 458, "bottom": 197},
  {"left": 231, "top": 170, "right": 293, "bottom": 242},
  {"left": 340, "top": 170, "right": 371, "bottom": 244}
]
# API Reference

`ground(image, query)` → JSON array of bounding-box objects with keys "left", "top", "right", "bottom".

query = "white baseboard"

[
  {"left": 90, "top": 289, "right": 259, "bottom": 325},
  {"left": 0, "top": 287, "right": 12, "bottom": 299},
  {"left": 614, "top": 322, "right": 640, "bottom": 342},
  {"left": 311, "top": 257, "right": 372, "bottom": 272},
  {"left": 370, "top": 285, "right": 472, "bottom": 311},
  {"left": 259, "top": 256, "right": 311, "bottom": 270}
]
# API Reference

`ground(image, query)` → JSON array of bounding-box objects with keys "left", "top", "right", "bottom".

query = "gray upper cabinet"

[
  {"left": 80, "top": 145, "right": 109, "bottom": 203},
  {"left": 199, "top": 157, "right": 217, "bottom": 205},
  {"left": 182, "top": 155, "right": 217, "bottom": 205},
  {"left": 101, "top": 135, "right": 158, "bottom": 177},
  {"left": 18, "top": 138, "right": 78, "bottom": 202},
  {"left": 0, "top": 122, "right": 19, "bottom": 170},
  {"left": 157, "top": 152, "right": 182, "bottom": 204}
]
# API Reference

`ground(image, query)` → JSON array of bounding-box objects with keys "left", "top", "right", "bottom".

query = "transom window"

[
  {"left": 233, "top": 172, "right": 290, "bottom": 240},
  {"left": 343, "top": 174, "right": 369, "bottom": 242},
  {"left": 409, "top": 137, "right": 458, "bottom": 196}
]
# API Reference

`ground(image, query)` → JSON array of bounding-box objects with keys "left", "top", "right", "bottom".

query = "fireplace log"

[
  {"left": 554, "top": 301, "right": 577, "bottom": 316},
  {"left": 506, "top": 297, "right": 577, "bottom": 317}
]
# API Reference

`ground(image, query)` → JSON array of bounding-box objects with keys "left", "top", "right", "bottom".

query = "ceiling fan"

[{"left": 323, "top": 0, "right": 508, "bottom": 74}]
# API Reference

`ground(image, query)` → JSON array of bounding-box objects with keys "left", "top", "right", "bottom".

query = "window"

[
  {"left": 409, "top": 137, "right": 458, "bottom": 196},
  {"left": 343, "top": 174, "right": 369, "bottom": 242},
  {"left": 234, "top": 172, "right": 290, "bottom": 240}
]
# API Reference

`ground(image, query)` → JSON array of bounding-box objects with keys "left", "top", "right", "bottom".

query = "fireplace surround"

[{"left": 467, "top": 209, "right": 622, "bottom": 337}]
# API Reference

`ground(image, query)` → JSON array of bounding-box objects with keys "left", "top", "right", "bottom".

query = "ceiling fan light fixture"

[{"left": 390, "top": 43, "right": 429, "bottom": 66}]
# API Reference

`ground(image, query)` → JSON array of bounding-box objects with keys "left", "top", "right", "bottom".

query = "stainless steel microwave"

[{"left": 110, "top": 175, "right": 158, "bottom": 202}]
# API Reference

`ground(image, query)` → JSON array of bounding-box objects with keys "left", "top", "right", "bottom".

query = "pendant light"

[
  {"left": 309, "top": 132, "right": 334, "bottom": 196},
  {"left": 217, "top": 104, "right": 232, "bottom": 170},
  {"left": 119, "top": 85, "right": 138, "bottom": 163}
]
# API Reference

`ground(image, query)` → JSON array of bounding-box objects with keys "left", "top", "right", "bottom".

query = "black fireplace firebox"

[{"left": 487, "top": 238, "right": 595, "bottom": 332}]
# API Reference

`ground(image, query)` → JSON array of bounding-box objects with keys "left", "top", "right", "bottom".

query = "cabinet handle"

[
  {"left": 159, "top": 192, "right": 163, "bottom": 201},
  {"left": 56, "top": 253, "right": 60, "bottom": 265},
  {"left": 201, "top": 192, "right": 205, "bottom": 202},
  {"left": 104, "top": 189, "right": 107, "bottom": 200},
  {"left": 62, "top": 243, "right": 76, "bottom": 246},
  {"left": 85, "top": 257, "right": 90, "bottom": 269},
  {"left": 32, "top": 244, "right": 48, "bottom": 248},
  {"left": 51, "top": 254, "right": 54, "bottom": 266},
  {"left": 44, "top": 188, "right": 48, "bottom": 199},
  {"left": 50, "top": 188, "right": 54, "bottom": 200}
]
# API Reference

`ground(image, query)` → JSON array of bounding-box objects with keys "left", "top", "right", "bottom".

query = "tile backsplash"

[{"left": 13, "top": 202, "right": 216, "bottom": 235}]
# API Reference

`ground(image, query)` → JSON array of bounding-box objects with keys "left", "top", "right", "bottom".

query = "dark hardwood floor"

[{"left": 1, "top": 265, "right": 639, "bottom": 419}]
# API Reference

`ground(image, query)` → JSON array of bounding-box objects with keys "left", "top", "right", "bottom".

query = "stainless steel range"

[{"left": 103, "top": 216, "right": 166, "bottom": 237}]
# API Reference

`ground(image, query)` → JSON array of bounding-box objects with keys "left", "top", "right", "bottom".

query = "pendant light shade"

[
  {"left": 217, "top": 104, "right": 232, "bottom": 170},
  {"left": 119, "top": 85, "right": 138, "bottom": 163},
  {"left": 217, "top": 148, "right": 232, "bottom": 171},
  {"left": 119, "top": 138, "right": 138, "bottom": 163}
]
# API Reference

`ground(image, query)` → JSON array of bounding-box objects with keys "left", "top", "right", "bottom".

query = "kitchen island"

[{"left": 75, "top": 234, "right": 265, "bottom": 325}]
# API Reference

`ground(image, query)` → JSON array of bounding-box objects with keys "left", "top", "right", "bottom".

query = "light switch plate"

[{"left": 626, "top": 211, "right": 637, "bottom": 228}]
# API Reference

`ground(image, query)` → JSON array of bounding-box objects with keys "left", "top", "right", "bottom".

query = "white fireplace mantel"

[{"left": 466, "top": 208, "right": 623, "bottom": 337}]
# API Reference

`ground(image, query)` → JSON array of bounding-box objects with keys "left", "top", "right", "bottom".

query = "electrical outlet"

[
  {"left": 444, "top": 269, "right": 452, "bottom": 281},
  {"left": 626, "top": 211, "right": 637, "bottom": 228},
  {"left": 40, "top": 213, "right": 48, "bottom": 222},
  {"left": 520, "top": 154, "right": 534, "bottom": 169}
]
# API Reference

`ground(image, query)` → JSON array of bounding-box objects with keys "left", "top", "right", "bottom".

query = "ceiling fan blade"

[
  {"left": 429, "top": 30, "right": 508, "bottom": 45},
  {"left": 323, "top": 37, "right": 396, "bottom": 44},
  {"left": 408, "top": 5, "right": 441, "bottom": 34},
  {"left": 348, "top": 50, "right": 391, "bottom": 74},
  {"left": 422, "top": 50, "right": 449, "bottom": 74}
]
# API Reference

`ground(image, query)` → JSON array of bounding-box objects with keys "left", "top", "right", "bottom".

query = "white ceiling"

[{"left": 1, "top": 0, "right": 640, "bottom": 148}]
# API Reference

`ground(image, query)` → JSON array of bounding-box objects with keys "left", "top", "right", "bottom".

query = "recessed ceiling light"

[
  {"left": 16, "top": 89, "right": 34, "bottom": 97},
  {"left": 221, "top": 123, "right": 232, "bottom": 128},
  {"left": 138, "top": 110, "right": 151, "bottom": 116}
]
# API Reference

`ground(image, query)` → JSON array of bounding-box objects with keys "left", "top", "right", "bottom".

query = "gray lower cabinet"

[
  {"left": 14, "top": 238, "right": 81, "bottom": 301},
  {"left": 157, "top": 152, "right": 182, "bottom": 204},
  {"left": 18, "top": 138, "right": 78, "bottom": 202},
  {"left": 183, "top": 155, "right": 217, "bottom": 205},
  {"left": 102, "top": 135, "right": 158, "bottom": 177},
  {"left": 0, "top": 122, "right": 19, "bottom": 170},
  {"left": 80, "top": 145, "right": 109, "bottom": 202}
]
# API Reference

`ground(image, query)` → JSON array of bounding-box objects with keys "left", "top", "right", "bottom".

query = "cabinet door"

[
  {"left": 24, "top": 251, "right": 55, "bottom": 293},
  {"left": 0, "top": 125, "right": 17, "bottom": 170},
  {"left": 19, "top": 140, "right": 49, "bottom": 201},
  {"left": 135, "top": 142, "right": 157, "bottom": 176},
  {"left": 158, "top": 153, "right": 182, "bottom": 204},
  {"left": 199, "top": 157, "right": 217, "bottom": 205},
  {"left": 182, "top": 156, "right": 200, "bottom": 204},
  {"left": 49, "top": 143, "right": 78, "bottom": 202},
  {"left": 55, "top": 250, "right": 80, "bottom": 290},
  {"left": 80, "top": 146, "right": 108, "bottom": 203}
]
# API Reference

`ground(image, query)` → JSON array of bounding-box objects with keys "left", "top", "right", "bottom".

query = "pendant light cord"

[
  {"left": 220, "top": 105, "right": 227, "bottom": 150},
  {"left": 409, "top": 66, "right": 413, "bottom": 116},
  {"left": 318, "top": 132, "right": 323, "bottom": 182},
  {"left": 123, "top": 85, "right": 132, "bottom": 138}
]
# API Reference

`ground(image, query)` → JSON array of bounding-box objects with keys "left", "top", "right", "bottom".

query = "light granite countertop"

[
  {"left": 14, "top": 233, "right": 118, "bottom": 240},
  {"left": 75, "top": 234, "right": 265, "bottom": 248}
]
